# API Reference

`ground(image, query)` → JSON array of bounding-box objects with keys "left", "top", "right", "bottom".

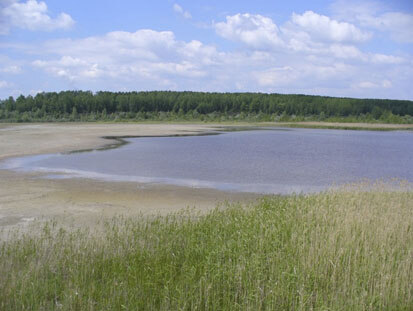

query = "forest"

[{"left": 1, "top": 91, "right": 412, "bottom": 123}]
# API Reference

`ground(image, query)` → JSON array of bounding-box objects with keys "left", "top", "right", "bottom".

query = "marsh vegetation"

[{"left": 1, "top": 183, "right": 412, "bottom": 310}]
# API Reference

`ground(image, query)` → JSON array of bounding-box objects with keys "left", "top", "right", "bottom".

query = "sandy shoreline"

[
  {"left": 0, "top": 123, "right": 260, "bottom": 231},
  {"left": 0, "top": 123, "right": 224, "bottom": 161}
]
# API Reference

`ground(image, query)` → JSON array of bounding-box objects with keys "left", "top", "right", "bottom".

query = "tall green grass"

[{"left": 1, "top": 184, "right": 412, "bottom": 310}]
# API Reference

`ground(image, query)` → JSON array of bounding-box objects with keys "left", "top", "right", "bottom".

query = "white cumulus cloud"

[
  {"left": 215, "top": 13, "right": 284, "bottom": 49},
  {"left": 291, "top": 11, "right": 371, "bottom": 43},
  {"left": 214, "top": 12, "right": 406, "bottom": 66},
  {"left": 0, "top": 0, "right": 74, "bottom": 34},
  {"left": 31, "top": 30, "right": 218, "bottom": 84}
]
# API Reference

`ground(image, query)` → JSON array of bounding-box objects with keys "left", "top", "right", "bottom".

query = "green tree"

[{"left": 71, "top": 107, "right": 78, "bottom": 120}]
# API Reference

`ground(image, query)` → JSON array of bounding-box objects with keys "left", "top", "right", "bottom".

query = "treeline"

[{"left": 1, "top": 91, "right": 412, "bottom": 123}]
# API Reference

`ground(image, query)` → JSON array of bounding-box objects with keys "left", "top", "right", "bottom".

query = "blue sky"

[{"left": 1, "top": 0, "right": 412, "bottom": 99}]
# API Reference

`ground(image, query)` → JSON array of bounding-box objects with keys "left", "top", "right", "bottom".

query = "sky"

[{"left": 0, "top": 0, "right": 412, "bottom": 100}]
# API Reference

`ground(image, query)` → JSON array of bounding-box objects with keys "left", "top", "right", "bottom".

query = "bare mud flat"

[{"left": 0, "top": 123, "right": 259, "bottom": 231}]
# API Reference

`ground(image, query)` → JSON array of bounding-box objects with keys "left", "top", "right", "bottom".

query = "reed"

[{"left": 1, "top": 183, "right": 412, "bottom": 310}]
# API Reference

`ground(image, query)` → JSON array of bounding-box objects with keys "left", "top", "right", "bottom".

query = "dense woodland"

[{"left": 1, "top": 91, "right": 412, "bottom": 123}]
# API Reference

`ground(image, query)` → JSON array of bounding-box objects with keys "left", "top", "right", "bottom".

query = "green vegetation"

[
  {"left": 1, "top": 184, "right": 412, "bottom": 310},
  {"left": 1, "top": 91, "right": 412, "bottom": 123},
  {"left": 276, "top": 123, "right": 413, "bottom": 131}
]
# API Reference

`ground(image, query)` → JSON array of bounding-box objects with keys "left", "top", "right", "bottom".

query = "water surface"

[{"left": 2, "top": 128, "right": 412, "bottom": 194}]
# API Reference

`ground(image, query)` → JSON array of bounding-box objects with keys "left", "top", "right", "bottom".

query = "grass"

[{"left": 0, "top": 182, "right": 412, "bottom": 310}]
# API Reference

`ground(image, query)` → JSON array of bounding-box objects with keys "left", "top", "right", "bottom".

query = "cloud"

[
  {"left": 0, "top": 80, "right": 13, "bottom": 88},
  {"left": 173, "top": 3, "right": 191, "bottom": 19},
  {"left": 214, "top": 12, "right": 370, "bottom": 53},
  {"left": 331, "top": 0, "right": 413, "bottom": 43},
  {"left": 358, "top": 12, "right": 413, "bottom": 43},
  {"left": 370, "top": 53, "right": 404, "bottom": 64},
  {"left": 1, "top": 0, "right": 74, "bottom": 34},
  {"left": 254, "top": 66, "right": 298, "bottom": 87},
  {"left": 32, "top": 56, "right": 102, "bottom": 80},
  {"left": 1, "top": 2, "right": 410, "bottom": 100},
  {"left": 29, "top": 89, "right": 43, "bottom": 95},
  {"left": 23, "top": 27, "right": 411, "bottom": 99},
  {"left": 355, "top": 80, "right": 392, "bottom": 89},
  {"left": 210, "top": 11, "right": 412, "bottom": 98},
  {"left": 255, "top": 62, "right": 355, "bottom": 88},
  {"left": 0, "top": 65, "right": 22, "bottom": 74},
  {"left": 214, "top": 12, "right": 403, "bottom": 65},
  {"left": 328, "top": 44, "right": 365, "bottom": 59},
  {"left": 31, "top": 30, "right": 218, "bottom": 83},
  {"left": 291, "top": 11, "right": 371, "bottom": 43},
  {"left": 214, "top": 13, "right": 284, "bottom": 49}
]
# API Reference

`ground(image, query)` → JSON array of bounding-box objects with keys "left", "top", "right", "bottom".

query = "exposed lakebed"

[{"left": 1, "top": 128, "right": 412, "bottom": 194}]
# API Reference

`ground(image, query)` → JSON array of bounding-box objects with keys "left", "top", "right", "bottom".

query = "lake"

[{"left": 1, "top": 128, "right": 412, "bottom": 194}]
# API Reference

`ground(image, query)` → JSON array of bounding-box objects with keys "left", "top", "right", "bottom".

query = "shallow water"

[{"left": 2, "top": 128, "right": 412, "bottom": 194}]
